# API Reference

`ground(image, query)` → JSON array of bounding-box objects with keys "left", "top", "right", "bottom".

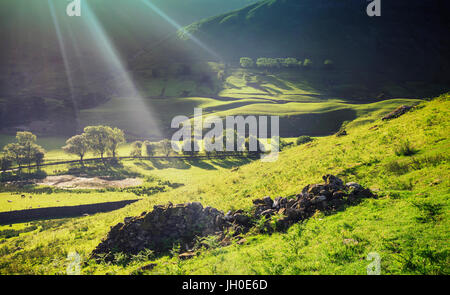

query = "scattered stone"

[{"left": 382, "top": 105, "right": 413, "bottom": 120}]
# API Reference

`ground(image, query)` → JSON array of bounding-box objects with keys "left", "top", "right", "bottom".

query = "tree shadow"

[
  {"left": 209, "top": 157, "right": 253, "bottom": 169},
  {"left": 149, "top": 158, "right": 191, "bottom": 170},
  {"left": 134, "top": 160, "right": 155, "bottom": 171},
  {"left": 188, "top": 159, "right": 217, "bottom": 170}
]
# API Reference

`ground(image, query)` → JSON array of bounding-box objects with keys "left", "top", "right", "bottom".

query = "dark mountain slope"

[{"left": 180, "top": 0, "right": 450, "bottom": 83}]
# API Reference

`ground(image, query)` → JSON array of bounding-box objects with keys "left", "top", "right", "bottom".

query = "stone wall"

[{"left": 91, "top": 175, "right": 375, "bottom": 260}]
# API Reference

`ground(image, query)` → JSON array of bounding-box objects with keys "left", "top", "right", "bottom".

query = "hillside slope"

[
  {"left": 0, "top": 93, "right": 448, "bottom": 274},
  {"left": 180, "top": 0, "right": 450, "bottom": 83}
]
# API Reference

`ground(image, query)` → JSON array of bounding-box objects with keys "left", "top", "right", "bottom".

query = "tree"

[
  {"left": 32, "top": 146, "right": 45, "bottom": 168},
  {"left": 3, "top": 143, "right": 23, "bottom": 168},
  {"left": 5, "top": 132, "right": 46, "bottom": 169},
  {"left": 107, "top": 127, "right": 125, "bottom": 158},
  {"left": 160, "top": 139, "right": 172, "bottom": 157},
  {"left": 130, "top": 141, "right": 143, "bottom": 158},
  {"left": 16, "top": 131, "right": 37, "bottom": 147},
  {"left": 83, "top": 126, "right": 111, "bottom": 160},
  {"left": 0, "top": 156, "right": 12, "bottom": 172},
  {"left": 280, "top": 58, "right": 300, "bottom": 68},
  {"left": 144, "top": 141, "right": 155, "bottom": 157},
  {"left": 63, "top": 134, "right": 89, "bottom": 165},
  {"left": 240, "top": 57, "right": 254, "bottom": 68}
]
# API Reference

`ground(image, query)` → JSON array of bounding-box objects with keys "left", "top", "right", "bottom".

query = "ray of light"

[
  {"left": 47, "top": 0, "right": 80, "bottom": 121},
  {"left": 83, "top": 1, "right": 162, "bottom": 138},
  {"left": 140, "top": 0, "right": 221, "bottom": 60}
]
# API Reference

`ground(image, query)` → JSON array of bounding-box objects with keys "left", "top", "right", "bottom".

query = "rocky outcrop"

[
  {"left": 382, "top": 105, "right": 413, "bottom": 120},
  {"left": 91, "top": 175, "right": 375, "bottom": 260}
]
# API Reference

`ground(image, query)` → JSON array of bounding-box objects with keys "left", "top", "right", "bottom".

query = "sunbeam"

[
  {"left": 140, "top": 0, "right": 221, "bottom": 60},
  {"left": 47, "top": 0, "right": 80, "bottom": 123},
  {"left": 79, "top": 1, "right": 162, "bottom": 139}
]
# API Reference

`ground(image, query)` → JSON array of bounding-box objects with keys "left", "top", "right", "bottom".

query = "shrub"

[
  {"left": 296, "top": 136, "right": 313, "bottom": 146},
  {"left": 395, "top": 140, "right": 417, "bottom": 156}
]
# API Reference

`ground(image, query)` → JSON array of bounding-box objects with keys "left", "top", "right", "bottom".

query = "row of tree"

[
  {"left": 129, "top": 139, "right": 172, "bottom": 158},
  {"left": 240, "top": 57, "right": 334, "bottom": 70},
  {"left": 0, "top": 126, "right": 285, "bottom": 172},
  {"left": 63, "top": 125, "right": 125, "bottom": 165}
]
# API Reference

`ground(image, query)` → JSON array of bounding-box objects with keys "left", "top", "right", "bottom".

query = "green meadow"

[{"left": 0, "top": 93, "right": 448, "bottom": 275}]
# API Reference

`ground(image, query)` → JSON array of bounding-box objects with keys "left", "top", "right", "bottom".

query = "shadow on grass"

[
  {"left": 134, "top": 160, "right": 155, "bottom": 171},
  {"left": 149, "top": 158, "right": 191, "bottom": 170},
  {"left": 188, "top": 159, "right": 217, "bottom": 170},
  {"left": 209, "top": 157, "right": 253, "bottom": 169}
]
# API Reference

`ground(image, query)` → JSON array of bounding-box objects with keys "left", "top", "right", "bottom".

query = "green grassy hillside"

[{"left": 0, "top": 93, "right": 448, "bottom": 274}]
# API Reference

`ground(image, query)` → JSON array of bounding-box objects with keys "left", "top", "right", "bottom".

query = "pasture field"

[{"left": 0, "top": 93, "right": 448, "bottom": 275}]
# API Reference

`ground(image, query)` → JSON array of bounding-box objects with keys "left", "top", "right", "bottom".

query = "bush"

[
  {"left": 395, "top": 140, "right": 417, "bottom": 156},
  {"left": 296, "top": 136, "right": 313, "bottom": 146}
]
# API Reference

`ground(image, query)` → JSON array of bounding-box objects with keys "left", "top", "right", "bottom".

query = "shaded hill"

[{"left": 180, "top": 0, "right": 450, "bottom": 83}]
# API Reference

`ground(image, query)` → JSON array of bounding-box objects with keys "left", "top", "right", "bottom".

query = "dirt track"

[{"left": 35, "top": 175, "right": 143, "bottom": 189}]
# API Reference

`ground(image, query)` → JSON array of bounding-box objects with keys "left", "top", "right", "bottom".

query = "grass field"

[{"left": 0, "top": 92, "right": 448, "bottom": 275}]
